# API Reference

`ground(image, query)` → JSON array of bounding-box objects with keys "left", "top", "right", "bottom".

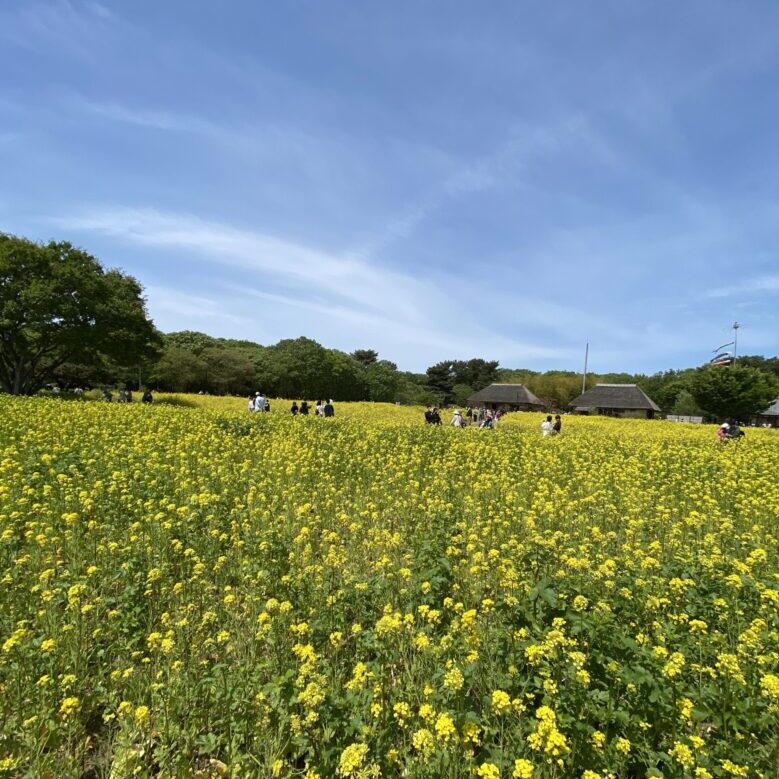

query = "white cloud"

[
  {"left": 144, "top": 285, "right": 252, "bottom": 329},
  {"left": 48, "top": 206, "right": 575, "bottom": 367},
  {"left": 705, "top": 275, "right": 779, "bottom": 299},
  {"left": 51, "top": 207, "right": 428, "bottom": 322},
  {"left": 78, "top": 102, "right": 216, "bottom": 134}
]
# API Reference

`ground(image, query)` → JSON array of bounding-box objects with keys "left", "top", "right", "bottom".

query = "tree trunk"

[{"left": 12, "top": 358, "right": 24, "bottom": 395}]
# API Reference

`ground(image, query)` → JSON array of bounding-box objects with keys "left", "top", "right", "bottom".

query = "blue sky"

[{"left": 2, "top": 1, "right": 778, "bottom": 373}]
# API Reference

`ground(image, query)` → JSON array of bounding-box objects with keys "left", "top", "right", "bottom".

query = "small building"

[
  {"left": 467, "top": 383, "right": 545, "bottom": 412},
  {"left": 754, "top": 397, "right": 779, "bottom": 428},
  {"left": 666, "top": 414, "right": 704, "bottom": 424},
  {"left": 569, "top": 383, "right": 660, "bottom": 419}
]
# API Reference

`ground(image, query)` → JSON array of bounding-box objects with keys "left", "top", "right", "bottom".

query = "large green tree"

[
  {"left": 351, "top": 349, "right": 379, "bottom": 367},
  {"left": 362, "top": 360, "right": 401, "bottom": 402},
  {"left": 150, "top": 346, "right": 208, "bottom": 392},
  {"left": 525, "top": 371, "right": 583, "bottom": 408},
  {"left": 425, "top": 361, "right": 455, "bottom": 404},
  {"left": 199, "top": 347, "right": 255, "bottom": 395},
  {"left": 671, "top": 389, "right": 704, "bottom": 417},
  {"left": 689, "top": 365, "right": 779, "bottom": 421},
  {"left": 736, "top": 355, "right": 779, "bottom": 379},
  {"left": 0, "top": 234, "right": 160, "bottom": 395},
  {"left": 260, "top": 337, "right": 363, "bottom": 400},
  {"left": 451, "top": 359, "right": 499, "bottom": 391}
]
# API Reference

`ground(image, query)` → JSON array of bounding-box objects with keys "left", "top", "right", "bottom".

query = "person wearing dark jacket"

[
  {"left": 300, "top": 401, "right": 309, "bottom": 416},
  {"left": 323, "top": 400, "right": 335, "bottom": 417},
  {"left": 291, "top": 402, "right": 299, "bottom": 415},
  {"left": 142, "top": 389, "right": 153, "bottom": 404}
]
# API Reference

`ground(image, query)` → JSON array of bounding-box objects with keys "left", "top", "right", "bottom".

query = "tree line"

[
  {"left": 2, "top": 233, "right": 778, "bottom": 418},
  {"left": 143, "top": 333, "right": 431, "bottom": 404},
  {"left": 424, "top": 358, "right": 779, "bottom": 419}
]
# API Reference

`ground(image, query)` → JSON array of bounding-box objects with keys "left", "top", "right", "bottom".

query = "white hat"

[{"left": 720, "top": 422, "right": 729, "bottom": 428}]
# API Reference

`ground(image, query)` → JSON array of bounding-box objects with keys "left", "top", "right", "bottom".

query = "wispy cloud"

[
  {"left": 49, "top": 207, "right": 428, "bottom": 322},
  {"left": 48, "top": 206, "right": 574, "bottom": 364},
  {"left": 705, "top": 275, "right": 779, "bottom": 299},
  {"left": 349, "top": 115, "right": 591, "bottom": 262},
  {"left": 0, "top": 0, "right": 117, "bottom": 59},
  {"left": 8, "top": 1, "right": 779, "bottom": 370},
  {"left": 144, "top": 285, "right": 252, "bottom": 328},
  {"left": 77, "top": 101, "right": 218, "bottom": 135},
  {"left": 221, "top": 283, "right": 573, "bottom": 359}
]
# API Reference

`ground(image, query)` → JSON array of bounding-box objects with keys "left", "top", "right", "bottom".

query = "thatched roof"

[
  {"left": 759, "top": 397, "right": 779, "bottom": 417},
  {"left": 468, "top": 383, "right": 544, "bottom": 407},
  {"left": 570, "top": 383, "right": 660, "bottom": 411}
]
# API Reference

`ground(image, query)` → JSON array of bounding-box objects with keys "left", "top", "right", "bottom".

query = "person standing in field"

[
  {"left": 300, "top": 401, "right": 309, "bottom": 416},
  {"left": 291, "top": 402, "right": 299, "bottom": 415},
  {"left": 142, "top": 389, "right": 153, "bottom": 404},
  {"left": 315, "top": 400, "right": 325, "bottom": 416},
  {"left": 727, "top": 420, "right": 745, "bottom": 439},
  {"left": 323, "top": 400, "right": 335, "bottom": 417},
  {"left": 248, "top": 395, "right": 254, "bottom": 412},
  {"left": 451, "top": 409, "right": 464, "bottom": 427},
  {"left": 254, "top": 393, "right": 265, "bottom": 412},
  {"left": 553, "top": 414, "right": 562, "bottom": 434},
  {"left": 541, "top": 415, "right": 554, "bottom": 436}
]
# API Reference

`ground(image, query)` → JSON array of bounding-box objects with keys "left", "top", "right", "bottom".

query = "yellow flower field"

[{"left": 0, "top": 395, "right": 777, "bottom": 778}]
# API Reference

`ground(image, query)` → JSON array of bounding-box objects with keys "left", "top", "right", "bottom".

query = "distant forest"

[
  {"left": 5, "top": 234, "right": 777, "bottom": 412},
  {"left": 53, "top": 330, "right": 779, "bottom": 413}
]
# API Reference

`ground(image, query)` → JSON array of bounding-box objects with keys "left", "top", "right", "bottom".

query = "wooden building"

[
  {"left": 569, "top": 383, "right": 660, "bottom": 419},
  {"left": 754, "top": 397, "right": 779, "bottom": 428},
  {"left": 467, "top": 383, "right": 545, "bottom": 412}
]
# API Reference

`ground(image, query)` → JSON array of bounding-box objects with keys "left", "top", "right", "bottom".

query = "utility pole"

[
  {"left": 732, "top": 322, "right": 740, "bottom": 368},
  {"left": 582, "top": 342, "right": 589, "bottom": 393}
]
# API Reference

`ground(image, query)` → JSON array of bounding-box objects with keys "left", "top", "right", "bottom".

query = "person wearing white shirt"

[{"left": 541, "top": 415, "right": 554, "bottom": 436}]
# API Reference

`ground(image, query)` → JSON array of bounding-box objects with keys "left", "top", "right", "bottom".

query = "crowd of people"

[
  {"left": 90, "top": 391, "right": 752, "bottom": 443},
  {"left": 424, "top": 406, "right": 565, "bottom": 434},
  {"left": 102, "top": 388, "right": 153, "bottom": 403},
  {"left": 292, "top": 399, "right": 335, "bottom": 417},
  {"left": 249, "top": 393, "right": 335, "bottom": 417}
]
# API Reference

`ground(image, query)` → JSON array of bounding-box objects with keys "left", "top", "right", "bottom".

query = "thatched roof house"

[
  {"left": 467, "top": 383, "right": 544, "bottom": 412},
  {"left": 755, "top": 397, "right": 779, "bottom": 428},
  {"left": 569, "top": 383, "right": 660, "bottom": 419}
]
